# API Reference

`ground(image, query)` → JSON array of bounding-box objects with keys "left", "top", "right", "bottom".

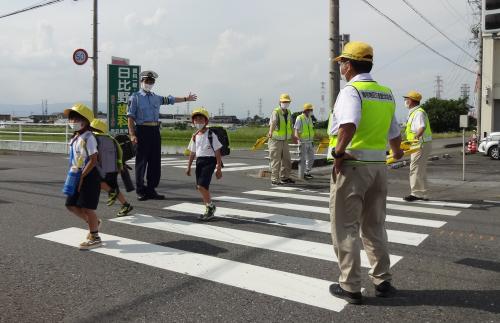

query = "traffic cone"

[
  {"left": 467, "top": 140, "right": 472, "bottom": 153},
  {"left": 470, "top": 139, "right": 477, "bottom": 154}
]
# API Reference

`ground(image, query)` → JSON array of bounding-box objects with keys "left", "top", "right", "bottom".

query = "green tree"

[{"left": 421, "top": 98, "right": 474, "bottom": 133}]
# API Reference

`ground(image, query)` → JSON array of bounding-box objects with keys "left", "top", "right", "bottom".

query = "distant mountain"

[{"left": 0, "top": 102, "right": 106, "bottom": 117}]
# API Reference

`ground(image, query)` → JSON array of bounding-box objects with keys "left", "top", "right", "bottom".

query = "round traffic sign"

[{"left": 73, "top": 48, "right": 89, "bottom": 65}]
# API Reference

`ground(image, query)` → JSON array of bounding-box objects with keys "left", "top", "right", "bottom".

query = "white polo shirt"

[
  {"left": 188, "top": 130, "right": 223, "bottom": 157},
  {"left": 333, "top": 73, "right": 400, "bottom": 140},
  {"left": 407, "top": 106, "right": 427, "bottom": 133}
]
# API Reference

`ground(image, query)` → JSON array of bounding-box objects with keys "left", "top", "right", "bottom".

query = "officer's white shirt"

[
  {"left": 407, "top": 105, "right": 427, "bottom": 133},
  {"left": 333, "top": 73, "right": 400, "bottom": 140},
  {"left": 188, "top": 130, "right": 223, "bottom": 157},
  {"left": 328, "top": 112, "right": 339, "bottom": 136}
]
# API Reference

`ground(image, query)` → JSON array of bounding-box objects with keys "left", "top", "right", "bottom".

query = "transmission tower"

[
  {"left": 258, "top": 98, "right": 263, "bottom": 117},
  {"left": 435, "top": 75, "right": 443, "bottom": 99}
]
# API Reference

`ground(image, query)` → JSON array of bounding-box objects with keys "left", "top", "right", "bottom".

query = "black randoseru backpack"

[{"left": 208, "top": 126, "right": 230, "bottom": 156}]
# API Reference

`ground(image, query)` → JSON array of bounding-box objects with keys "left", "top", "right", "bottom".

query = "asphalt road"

[{"left": 0, "top": 144, "right": 499, "bottom": 322}]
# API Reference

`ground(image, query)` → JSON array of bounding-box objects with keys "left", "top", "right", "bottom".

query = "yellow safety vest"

[
  {"left": 327, "top": 112, "right": 338, "bottom": 161},
  {"left": 272, "top": 107, "right": 292, "bottom": 140},
  {"left": 298, "top": 113, "right": 314, "bottom": 141},
  {"left": 405, "top": 107, "right": 432, "bottom": 142},
  {"left": 346, "top": 81, "right": 396, "bottom": 163}
]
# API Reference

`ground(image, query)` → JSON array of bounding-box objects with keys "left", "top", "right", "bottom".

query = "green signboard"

[{"left": 107, "top": 64, "right": 141, "bottom": 134}]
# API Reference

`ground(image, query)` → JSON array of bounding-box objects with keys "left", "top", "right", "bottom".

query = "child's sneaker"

[
  {"left": 107, "top": 190, "right": 118, "bottom": 206},
  {"left": 79, "top": 235, "right": 102, "bottom": 250},
  {"left": 117, "top": 203, "right": 133, "bottom": 217},
  {"left": 200, "top": 203, "right": 216, "bottom": 221},
  {"left": 86, "top": 219, "right": 102, "bottom": 240}
]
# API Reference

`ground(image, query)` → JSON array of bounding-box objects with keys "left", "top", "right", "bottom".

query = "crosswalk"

[
  {"left": 127, "top": 157, "right": 268, "bottom": 173},
  {"left": 36, "top": 186, "right": 470, "bottom": 313}
]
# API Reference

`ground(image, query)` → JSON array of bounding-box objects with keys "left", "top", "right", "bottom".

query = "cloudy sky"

[{"left": 0, "top": 0, "right": 478, "bottom": 121}]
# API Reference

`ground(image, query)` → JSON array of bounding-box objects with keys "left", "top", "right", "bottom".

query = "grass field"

[{"left": 0, "top": 124, "right": 467, "bottom": 148}]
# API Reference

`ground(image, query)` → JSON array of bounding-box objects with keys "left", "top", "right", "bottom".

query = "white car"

[{"left": 478, "top": 132, "right": 500, "bottom": 160}]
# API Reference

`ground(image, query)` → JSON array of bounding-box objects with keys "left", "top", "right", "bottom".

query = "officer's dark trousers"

[{"left": 135, "top": 125, "right": 161, "bottom": 195}]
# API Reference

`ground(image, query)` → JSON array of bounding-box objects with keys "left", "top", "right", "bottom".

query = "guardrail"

[{"left": 0, "top": 122, "right": 71, "bottom": 154}]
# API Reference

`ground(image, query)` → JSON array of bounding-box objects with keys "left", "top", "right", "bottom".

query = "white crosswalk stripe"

[
  {"left": 36, "top": 187, "right": 462, "bottom": 313},
  {"left": 127, "top": 157, "right": 267, "bottom": 172},
  {"left": 247, "top": 190, "right": 460, "bottom": 216},
  {"left": 272, "top": 186, "right": 472, "bottom": 209},
  {"left": 36, "top": 227, "right": 348, "bottom": 312}
]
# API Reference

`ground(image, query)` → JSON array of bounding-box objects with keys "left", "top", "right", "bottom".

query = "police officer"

[
  {"left": 329, "top": 41, "right": 404, "bottom": 304},
  {"left": 403, "top": 91, "right": 432, "bottom": 202},
  {"left": 127, "top": 70, "right": 197, "bottom": 201},
  {"left": 267, "top": 94, "right": 297, "bottom": 186},
  {"left": 294, "top": 103, "right": 316, "bottom": 179}
]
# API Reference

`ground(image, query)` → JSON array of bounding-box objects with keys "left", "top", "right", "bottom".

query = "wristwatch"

[{"left": 332, "top": 151, "right": 345, "bottom": 159}]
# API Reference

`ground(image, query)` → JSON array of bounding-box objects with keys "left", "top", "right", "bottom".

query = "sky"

[{"left": 0, "top": 0, "right": 479, "bottom": 121}]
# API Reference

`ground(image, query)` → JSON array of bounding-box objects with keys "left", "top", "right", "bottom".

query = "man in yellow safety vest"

[
  {"left": 267, "top": 94, "right": 296, "bottom": 186},
  {"left": 329, "top": 41, "right": 404, "bottom": 304},
  {"left": 294, "top": 103, "right": 316, "bottom": 179},
  {"left": 403, "top": 91, "right": 433, "bottom": 202}
]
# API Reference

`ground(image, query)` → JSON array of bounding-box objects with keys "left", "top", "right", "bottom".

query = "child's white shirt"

[
  {"left": 70, "top": 130, "right": 98, "bottom": 168},
  {"left": 188, "top": 130, "right": 222, "bottom": 157}
]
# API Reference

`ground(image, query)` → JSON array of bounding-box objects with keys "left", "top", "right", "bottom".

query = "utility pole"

[
  {"left": 435, "top": 75, "right": 443, "bottom": 99},
  {"left": 329, "top": 0, "right": 340, "bottom": 111},
  {"left": 468, "top": 0, "right": 483, "bottom": 138},
  {"left": 91, "top": 0, "right": 98, "bottom": 116}
]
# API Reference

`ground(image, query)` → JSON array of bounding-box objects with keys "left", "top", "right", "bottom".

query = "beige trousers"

[
  {"left": 329, "top": 163, "right": 392, "bottom": 293},
  {"left": 268, "top": 138, "right": 291, "bottom": 182},
  {"left": 409, "top": 142, "right": 432, "bottom": 198}
]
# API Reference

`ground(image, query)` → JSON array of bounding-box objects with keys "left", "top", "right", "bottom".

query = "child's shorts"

[
  {"left": 195, "top": 157, "right": 217, "bottom": 190},
  {"left": 102, "top": 172, "right": 120, "bottom": 193},
  {"left": 65, "top": 168, "right": 101, "bottom": 210}
]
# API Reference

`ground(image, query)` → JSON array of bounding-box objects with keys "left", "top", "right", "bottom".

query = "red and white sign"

[{"left": 73, "top": 48, "right": 89, "bottom": 65}]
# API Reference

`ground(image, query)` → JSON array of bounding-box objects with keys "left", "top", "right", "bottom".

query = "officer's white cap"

[{"left": 140, "top": 70, "right": 158, "bottom": 80}]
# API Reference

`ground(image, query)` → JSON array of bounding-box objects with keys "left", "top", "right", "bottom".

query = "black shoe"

[
  {"left": 271, "top": 180, "right": 283, "bottom": 186},
  {"left": 281, "top": 178, "right": 295, "bottom": 184},
  {"left": 374, "top": 281, "right": 397, "bottom": 298},
  {"left": 304, "top": 173, "right": 314, "bottom": 179},
  {"left": 403, "top": 195, "right": 427, "bottom": 202},
  {"left": 149, "top": 193, "right": 165, "bottom": 200},
  {"left": 137, "top": 194, "right": 149, "bottom": 201},
  {"left": 329, "top": 283, "right": 362, "bottom": 304}
]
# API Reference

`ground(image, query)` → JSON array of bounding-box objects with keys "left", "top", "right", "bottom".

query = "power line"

[
  {"left": 0, "top": 0, "right": 64, "bottom": 20},
  {"left": 359, "top": 0, "right": 477, "bottom": 74},
  {"left": 401, "top": 0, "right": 476, "bottom": 61}
]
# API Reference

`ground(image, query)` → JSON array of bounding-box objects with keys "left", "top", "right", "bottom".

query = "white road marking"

[
  {"left": 246, "top": 190, "right": 460, "bottom": 216},
  {"left": 272, "top": 187, "right": 471, "bottom": 209},
  {"left": 174, "top": 200, "right": 429, "bottom": 246},
  {"left": 111, "top": 214, "right": 402, "bottom": 268},
  {"left": 36, "top": 227, "right": 348, "bottom": 312}
]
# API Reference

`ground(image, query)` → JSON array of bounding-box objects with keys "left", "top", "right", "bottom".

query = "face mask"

[
  {"left": 404, "top": 101, "right": 410, "bottom": 109},
  {"left": 194, "top": 123, "right": 205, "bottom": 130},
  {"left": 141, "top": 83, "right": 154, "bottom": 92},
  {"left": 340, "top": 62, "right": 348, "bottom": 82},
  {"left": 69, "top": 122, "right": 83, "bottom": 131},
  {"left": 280, "top": 102, "right": 290, "bottom": 109}
]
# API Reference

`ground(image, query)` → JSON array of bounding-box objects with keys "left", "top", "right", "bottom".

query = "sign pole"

[{"left": 462, "top": 127, "right": 466, "bottom": 181}]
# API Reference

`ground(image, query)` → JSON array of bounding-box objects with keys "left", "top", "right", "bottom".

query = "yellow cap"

[
  {"left": 403, "top": 90, "right": 422, "bottom": 103},
  {"left": 334, "top": 41, "right": 374, "bottom": 62},
  {"left": 191, "top": 107, "right": 209, "bottom": 121},
  {"left": 90, "top": 119, "right": 108, "bottom": 133},
  {"left": 63, "top": 103, "right": 94, "bottom": 123},
  {"left": 279, "top": 94, "right": 291, "bottom": 102},
  {"left": 303, "top": 103, "right": 314, "bottom": 111}
]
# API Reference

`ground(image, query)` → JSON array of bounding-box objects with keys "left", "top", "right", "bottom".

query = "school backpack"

[
  {"left": 208, "top": 126, "right": 230, "bottom": 156},
  {"left": 114, "top": 134, "right": 136, "bottom": 162},
  {"left": 95, "top": 134, "right": 119, "bottom": 177}
]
